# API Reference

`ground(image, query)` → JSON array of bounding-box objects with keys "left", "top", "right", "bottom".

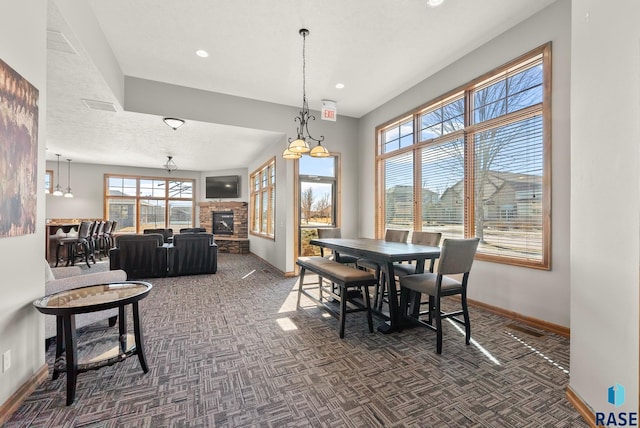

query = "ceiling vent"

[
  {"left": 81, "top": 98, "right": 118, "bottom": 112},
  {"left": 47, "top": 30, "right": 77, "bottom": 54}
]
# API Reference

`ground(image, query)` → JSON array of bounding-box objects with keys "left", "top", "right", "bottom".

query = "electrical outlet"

[{"left": 2, "top": 350, "right": 10, "bottom": 372}]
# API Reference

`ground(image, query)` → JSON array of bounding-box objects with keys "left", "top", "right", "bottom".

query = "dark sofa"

[
  {"left": 109, "top": 233, "right": 169, "bottom": 279},
  {"left": 168, "top": 233, "right": 218, "bottom": 276},
  {"left": 143, "top": 228, "right": 173, "bottom": 243}
]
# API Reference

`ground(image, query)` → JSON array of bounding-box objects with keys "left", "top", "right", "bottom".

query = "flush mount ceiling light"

[
  {"left": 163, "top": 117, "right": 185, "bottom": 130},
  {"left": 52, "top": 153, "right": 64, "bottom": 196},
  {"left": 195, "top": 49, "right": 209, "bottom": 58},
  {"left": 283, "top": 28, "right": 330, "bottom": 160},
  {"left": 164, "top": 156, "right": 178, "bottom": 174},
  {"left": 426, "top": 0, "right": 444, "bottom": 7}
]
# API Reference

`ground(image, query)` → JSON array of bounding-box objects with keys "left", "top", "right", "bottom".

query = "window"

[
  {"left": 298, "top": 155, "right": 339, "bottom": 256},
  {"left": 250, "top": 157, "right": 275, "bottom": 238},
  {"left": 45, "top": 170, "right": 53, "bottom": 194},
  {"left": 104, "top": 175, "right": 194, "bottom": 233},
  {"left": 376, "top": 44, "right": 551, "bottom": 269}
]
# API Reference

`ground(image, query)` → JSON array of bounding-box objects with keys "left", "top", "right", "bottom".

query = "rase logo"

[
  {"left": 595, "top": 384, "right": 637, "bottom": 426},
  {"left": 609, "top": 384, "right": 626, "bottom": 408}
]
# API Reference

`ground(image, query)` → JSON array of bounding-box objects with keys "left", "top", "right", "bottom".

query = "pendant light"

[
  {"left": 63, "top": 159, "right": 74, "bottom": 198},
  {"left": 52, "top": 154, "right": 63, "bottom": 196},
  {"left": 284, "top": 28, "right": 329, "bottom": 159},
  {"left": 163, "top": 155, "right": 178, "bottom": 174}
]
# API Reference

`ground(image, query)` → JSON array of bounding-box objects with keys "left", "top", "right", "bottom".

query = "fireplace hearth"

[{"left": 212, "top": 211, "right": 234, "bottom": 235}]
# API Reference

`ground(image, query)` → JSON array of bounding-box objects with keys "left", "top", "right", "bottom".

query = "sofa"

[
  {"left": 143, "top": 227, "right": 173, "bottom": 243},
  {"left": 45, "top": 260, "right": 126, "bottom": 340},
  {"left": 168, "top": 233, "right": 218, "bottom": 276},
  {"left": 109, "top": 233, "right": 169, "bottom": 279}
]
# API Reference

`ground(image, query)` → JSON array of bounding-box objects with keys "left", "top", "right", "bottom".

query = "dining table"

[{"left": 309, "top": 237, "right": 441, "bottom": 333}]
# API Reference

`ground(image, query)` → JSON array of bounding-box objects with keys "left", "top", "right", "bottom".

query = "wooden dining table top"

[{"left": 309, "top": 237, "right": 440, "bottom": 263}]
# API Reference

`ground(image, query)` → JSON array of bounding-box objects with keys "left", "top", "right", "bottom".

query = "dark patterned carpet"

[{"left": 6, "top": 254, "right": 586, "bottom": 427}]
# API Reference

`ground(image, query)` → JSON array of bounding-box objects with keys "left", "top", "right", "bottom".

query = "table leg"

[
  {"left": 132, "top": 302, "right": 149, "bottom": 373},
  {"left": 377, "top": 261, "right": 399, "bottom": 334},
  {"left": 52, "top": 316, "right": 64, "bottom": 380},
  {"left": 62, "top": 315, "right": 77, "bottom": 406},
  {"left": 118, "top": 306, "right": 127, "bottom": 354}
]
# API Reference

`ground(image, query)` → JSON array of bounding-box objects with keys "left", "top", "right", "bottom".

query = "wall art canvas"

[{"left": 0, "top": 58, "right": 39, "bottom": 237}]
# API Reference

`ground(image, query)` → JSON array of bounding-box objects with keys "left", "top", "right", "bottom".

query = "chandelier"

[{"left": 283, "top": 29, "right": 330, "bottom": 159}]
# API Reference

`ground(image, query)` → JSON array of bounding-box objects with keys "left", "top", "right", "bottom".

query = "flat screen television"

[{"left": 205, "top": 175, "right": 240, "bottom": 199}]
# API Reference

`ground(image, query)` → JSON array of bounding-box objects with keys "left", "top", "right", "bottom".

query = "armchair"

[
  {"left": 109, "top": 233, "right": 169, "bottom": 279},
  {"left": 168, "top": 233, "right": 218, "bottom": 276},
  {"left": 44, "top": 261, "right": 126, "bottom": 340}
]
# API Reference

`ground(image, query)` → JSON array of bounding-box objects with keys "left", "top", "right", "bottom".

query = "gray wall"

[
  {"left": 45, "top": 161, "right": 202, "bottom": 221},
  {"left": 570, "top": 0, "right": 639, "bottom": 413},
  {"left": 358, "top": 0, "right": 572, "bottom": 327},
  {"left": 0, "top": 0, "right": 47, "bottom": 408}
]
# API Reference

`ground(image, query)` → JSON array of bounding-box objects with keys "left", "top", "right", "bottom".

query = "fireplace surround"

[{"left": 198, "top": 202, "right": 249, "bottom": 254}]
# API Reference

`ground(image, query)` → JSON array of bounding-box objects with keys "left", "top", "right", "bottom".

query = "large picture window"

[
  {"left": 250, "top": 157, "right": 275, "bottom": 239},
  {"left": 104, "top": 175, "right": 195, "bottom": 233},
  {"left": 376, "top": 44, "right": 551, "bottom": 269}
]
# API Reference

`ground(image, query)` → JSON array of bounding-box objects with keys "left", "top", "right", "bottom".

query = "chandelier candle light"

[{"left": 283, "top": 28, "right": 330, "bottom": 159}]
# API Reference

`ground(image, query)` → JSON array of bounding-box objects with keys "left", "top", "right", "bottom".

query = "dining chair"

[
  {"left": 356, "top": 229, "right": 409, "bottom": 309},
  {"left": 57, "top": 221, "right": 94, "bottom": 268},
  {"left": 399, "top": 237, "right": 479, "bottom": 354},
  {"left": 316, "top": 228, "right": 358, "bottom": 265},
  {"left": 393, "top": 231, "right": 442, "bottom": 277},
  {"left": 373, "top": 231, "right": 444, "bottom": 311},
  {"left": 102, "top": 220, "right": 113, "bottom": 255}
]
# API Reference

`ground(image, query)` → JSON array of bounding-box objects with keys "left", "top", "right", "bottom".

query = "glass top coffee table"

[{"left": 34, "top": 281, "right": 152, "bottom": 405}]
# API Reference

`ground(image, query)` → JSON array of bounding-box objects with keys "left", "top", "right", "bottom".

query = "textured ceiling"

[{"left": 45, "top": 0, "right": 557, "bottom": 171}]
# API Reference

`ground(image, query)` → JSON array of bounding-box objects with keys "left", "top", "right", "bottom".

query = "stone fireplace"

[{"left": 198, "top": 201, "right": 249, "bottom": 254}]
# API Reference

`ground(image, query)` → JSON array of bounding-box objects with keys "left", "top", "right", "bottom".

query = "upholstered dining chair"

[
  {"left": 373, "top": 231, "right": 444, "bottom": 311},
  {"left": 316, "top": 228, "right": 358, "bottom": 265},
  {"left": 399, "top": 237, "right": 479, "bottom": 354},
  {"left": 393, "top": 231, "right": 443, "bottom": 277},
  {"left": 56, "top": 221, "right": 94, "bottom": 268},
  {"left": 356, "top": 229, "right": 409, "bottom": 309}
]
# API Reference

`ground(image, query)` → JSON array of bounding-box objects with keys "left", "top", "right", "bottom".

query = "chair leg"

[
  {"left": 55, "top": 244, "right": 62, "bottom": 267},
  {"left": 296, "top": 267, "right": 307, "bottom": 309},
  {"left": 363, "top": 285, "right": 373, "bottom": 333},
  {"left": 398, "top": 287, "right": 411, "bottom": 332},
  {"left": 82, "top": 242, "right": 91, "bottom": 268},
  {"left": 461, "top": 289, "right": 471, "bottom": 345},
  {"left": 339, "top": 285, "right": 347, "bottom": 338},
  {"left": 434, "top": 294, "right": 443, "bottom": 354}
]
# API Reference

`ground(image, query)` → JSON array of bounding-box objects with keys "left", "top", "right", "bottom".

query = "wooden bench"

[{"left": 296, "top": 256, "right": 378, "bottom": 338}]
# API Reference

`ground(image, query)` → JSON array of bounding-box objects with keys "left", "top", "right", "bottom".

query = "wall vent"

[
  {"left": 47, "top": 30, "right": 77, "bottom": 54},
  {"left": 81, "top": 99, "right": 118, "bottom": 112}
]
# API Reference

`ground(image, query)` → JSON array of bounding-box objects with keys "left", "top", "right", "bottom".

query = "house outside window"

[
  {"left": 376, "top": 44, "right": 551, "bottom": 269},
  {"left": 104, "top": 175, "right": 194, "bottom": 233}
]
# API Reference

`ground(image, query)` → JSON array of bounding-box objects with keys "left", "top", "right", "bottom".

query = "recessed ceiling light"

[
  {"left": 427, "top": 0, "right": 444, "bottom": 7},
  {"left": 335, "top": 83, "right": 345, "bottom": 89},
  {"left": 195, "top": 49, "right": 209, "bottom": 58}
]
